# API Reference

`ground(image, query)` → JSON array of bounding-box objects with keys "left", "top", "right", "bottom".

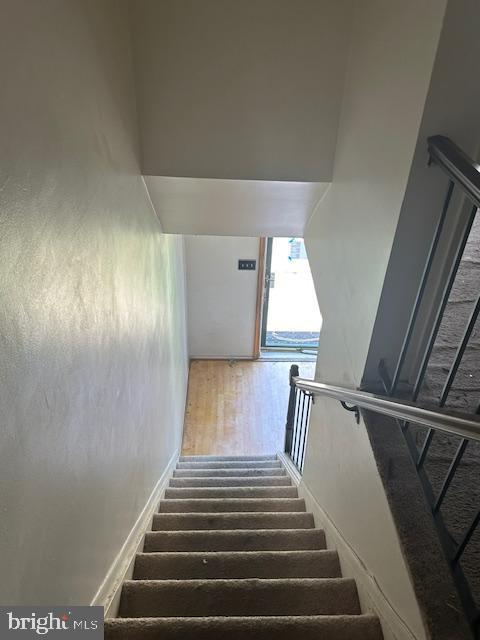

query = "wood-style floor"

[{"left": 182, "top": 359, "right": 316, "bottom": 455}]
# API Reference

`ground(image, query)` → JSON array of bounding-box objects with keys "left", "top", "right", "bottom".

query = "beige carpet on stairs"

[{"left": 105, "top": 455, "right": 383, "bottom": 639}]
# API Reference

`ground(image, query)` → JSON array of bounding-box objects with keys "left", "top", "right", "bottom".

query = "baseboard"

[
  {"left": 90, "top": 448, "right": 179, "bottom": 616},
  {"left": 190, "top": 356, "right": 255, "bottom": 361},
  {"left": 278, "top": 452, "right": 422, "bottom": 640}
]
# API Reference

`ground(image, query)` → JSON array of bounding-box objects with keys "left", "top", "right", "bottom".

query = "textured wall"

[{"left": 0, "top": 0, "right": 188, "bottom": 604}]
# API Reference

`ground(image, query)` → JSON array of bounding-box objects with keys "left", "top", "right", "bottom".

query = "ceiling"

[
  {"left": 130, "top": 0, "right": 352, "bottom": 183},
  {"left": 145, "top": 177, "right": 329, "bottom": 237}
]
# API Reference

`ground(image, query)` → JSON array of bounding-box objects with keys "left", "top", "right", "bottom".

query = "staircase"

[{"left": 105, "top": 455, "right": 382, "bottom": 639}]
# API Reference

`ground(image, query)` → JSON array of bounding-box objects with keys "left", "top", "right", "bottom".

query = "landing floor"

[{"left": 181, "top": 359, "right": 316, "bottom": 456}]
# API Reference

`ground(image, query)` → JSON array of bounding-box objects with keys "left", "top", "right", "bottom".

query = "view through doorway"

[{"left": 261, "top": 237, "right": 321, "bottom": 351}]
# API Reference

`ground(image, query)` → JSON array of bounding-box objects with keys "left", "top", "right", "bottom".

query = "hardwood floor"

[{"left": 182, "top": 359, "right": 316, "bottom": 455}]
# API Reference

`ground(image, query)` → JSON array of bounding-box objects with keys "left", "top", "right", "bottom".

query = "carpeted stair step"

[
  {"left": 144, "top": 528, "right": 326, "bottom": 552},
  {"left": 176, "top": 461, "right": 282, "bottom": 469},
  {"left": 133, "top": 550, "right": 341, "bottom": 580},
  {"left": 158, "top": 498, "right": 305, "bottom": 513},
  {"left": 152, "top": 512, "right": 314, "bottom": 531},
  {"left": 179, "top": 455, "right": 277, "bottom": 462},
  {"left": 119, "top": 577, "right": 360, "bottom": 618},
  {"left": 164, "top": 486, "right": 298, "bottom": 499},
  {"left": 173, "top": 467, "right": 287, "bottom": 478},
  {"left": 105, "top": 614, "right": 383, "bottom": 640},
  {"left": 107, "top": 455, "right": 383, "bottom": 640},
  {"left": 169, "top": 475, "right": 291, "bottom": 487}
]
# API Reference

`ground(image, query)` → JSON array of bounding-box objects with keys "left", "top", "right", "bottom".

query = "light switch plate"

[{"left": 238, "top": 260, "right": 256, "bottom": 270}]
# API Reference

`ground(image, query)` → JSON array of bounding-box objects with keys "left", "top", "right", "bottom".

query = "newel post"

[{"left": 284, "top": 364, "right": 299, "bottom": 453}]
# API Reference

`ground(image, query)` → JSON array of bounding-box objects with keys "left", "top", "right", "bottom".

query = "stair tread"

[
  {"left": 133, "top": 550, "right": 341, "bottom": 580},
  {"left": 144, "top": 528, "right": 326, "bottom": 552},
  {"left": 119, "top": 578, "right": 360, "bottom": 618},
  {"left": 173, "top": 468, "right": 287, "bottom": 477},
  {"left": 177, "top": 461, "right": 282, "bottom": 469},
  {"left": 164, "top": 487, "right": 298, "bottom": 499},
  {"left": 105, "top": 614, "right": 383, "bottom": 640},
  {"left": 169, "top": 476, "right": 292, "bottom": 487},
  {"left": 123, "top": 577, "right": 352, "bottom": 586},
  {"left": 179, "top": 455, "right": 277, "bottom": 461},
  {"left": 159, "top": 498, "right": 305, "bottom": 513},
  {"left": 152, "top": 512, "right": 314, "bottom": 530},
  {"left": 136, "top": 550, "right": 337, "bottom": 559}
]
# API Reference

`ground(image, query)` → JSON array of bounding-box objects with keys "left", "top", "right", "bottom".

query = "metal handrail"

[
  {"left": 294, "top": 377, "right": 480, "bottom": 443},
  {"left": 428, "top": 135, "right": 480, "bottom": 208}
]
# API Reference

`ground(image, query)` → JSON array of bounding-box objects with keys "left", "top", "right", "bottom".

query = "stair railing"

[
  {"left": 379, "top": 135, "right": 480, "bottom": 638},
  {"left": 290, "top": 377, "right": 480, "bottom": 443},
  {"left": 286, "top": 373, "right": 480, "bottom": 636},
  {"left": 284, "top": 364, "right": 314, "bottom": 473},
  {"left": 285, "top": 136, "right": 480, "bottom": 637},
  {"left": 388, "top": 135, "right": 480, "bottom": 399}
]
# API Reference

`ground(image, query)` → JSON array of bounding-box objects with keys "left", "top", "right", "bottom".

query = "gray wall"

[
  {"left": 0, "top": 0, "right": 188, "bottom": 605},
  {"left": 129, "top": 0, "right": 352, "bottom": 181}
]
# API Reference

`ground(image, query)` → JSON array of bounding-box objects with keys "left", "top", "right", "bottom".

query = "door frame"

[
  {"left": 253, "top": 237, "right": 267, "bottom": 359},
  {"left": 260, "top": 237, "right": 274, "bottom": 350},
  {"left": 258, "top": 237, "right": 320, "bottom": 352}
]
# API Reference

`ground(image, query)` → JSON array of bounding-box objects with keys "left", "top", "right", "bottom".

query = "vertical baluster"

[
  {"left": 284, "top": 364, "right": 299, "bottom": 454},
  {"left": 439, "top": 293, "right": 480, "bottom": 406},
  {"left": 418, "top": 289, "right": 480, "bottom": 469},
  {"left": 293, "top": 391, "right": 306, "bottom": 468},
  {"left": 292, "top": 388, "right": 302, "bottom": 467},
  {"left": 402, "top": 204, "right": 478, "bottom": 452},
  {"left": 299, "top": 393, "right": 312, "bottom": 472},
  {"left": 411, "top": 204, "right": 478, "bottom": 405},
  {"left": 453, "top": 510, "right": 480, "bottom": 564},
  {"left": 417, "top": 429, "right": 434, "bottom": 469},
  {"left": 292, "top": 389, "right": 300, "bottom": 466},
  {"left": 390, "top": 180, "right": 454, "bottom": 395},
  {"left": 434, "top": 439, "right": 469, "bottom": 513}
]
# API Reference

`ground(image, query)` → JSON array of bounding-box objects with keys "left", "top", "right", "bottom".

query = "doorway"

[{"left": 260, "top": 237, "right": 321, "bottom": 351}]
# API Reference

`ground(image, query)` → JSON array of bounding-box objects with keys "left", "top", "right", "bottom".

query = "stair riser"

[
  {"left": 119, "top": 579, "right": 360, "bottom": 617},
  {"left": 152, "top": 513, "right": 314, "bottom": 531},
  {"left": 177, "top": 461, "right": 282, "bottom": 469},
  {"left": 164, "top": 487, "right": 298, "bottom": 499},
  {"left": 158, "top": 499, "right": 306, "bottom": 513},
  {"left": 133, "top": 551, "right": 341, "bottom": 580},
  {"left": 169, "top": 477, "right": 291, "bottom": 487},
  {"left": 144, "top": 530, "right": 326, "bottom": 552},
  {"left": 173, "top": 469, "right": 286, "bottom": 478},
  {"left": 105, "top": 616, "right": 383, "bottom": 640}
]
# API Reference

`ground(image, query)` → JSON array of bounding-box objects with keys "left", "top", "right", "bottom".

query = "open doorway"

[{"left": 260, "top": 238, "right": 321, "bottom": 352}]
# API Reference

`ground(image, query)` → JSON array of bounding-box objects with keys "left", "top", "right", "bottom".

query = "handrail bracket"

[{"left": 340, "top": 401, "right": 360, "bottom": 424}]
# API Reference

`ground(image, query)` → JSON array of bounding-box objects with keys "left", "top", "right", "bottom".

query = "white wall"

[
  {"left": 303, "top": 1, "right": 447, "bottom": 637},
  {"left": 129, "top": 0, "right": 352, "bottom": 181},
  {"left": 185, "top": 236, "right": 259, "bottom": 358},
  {"left": 0, "top": 0, "right": 188, "bottom": 605},
  {"left": 144, "top": 177, "right": 329, "bottom": 237}
]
